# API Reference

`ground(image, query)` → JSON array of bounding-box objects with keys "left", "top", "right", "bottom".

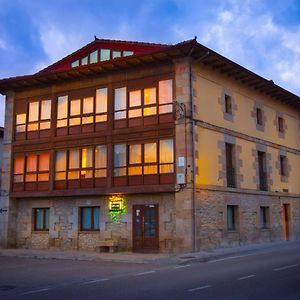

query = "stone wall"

[
  {"left": 15, "top": 193, "right": 175, "bottom": 253},
  {"left": 195, "top": 188, "right": 300, "bottom": 251}
]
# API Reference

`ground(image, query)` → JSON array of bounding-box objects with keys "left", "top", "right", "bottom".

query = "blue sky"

[{"left": 0, "top": 0, "right": 300, "bottom": 126}]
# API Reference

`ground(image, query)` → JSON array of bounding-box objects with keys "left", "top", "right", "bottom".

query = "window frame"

[
  {"left": 33, "top": 208, "right": 50, "bottom": 231},
  {"left": 224, "top": 94, "right": 232, "bottom": 114},
  {"left": 260, "top": 206, "right": 270, "bottom": 229},
  {"left": 278, "top": 116, "right": 285, "bottom": 133},
  {"left": 279, "top": 155, "right": 287, "bottom": 177},
  {"left": 256, "top": 107, "right": 263, "bottom": 126},
  {"left": 80, "top": 206, "right": 100, "bottom": 231},
  {"left": 227, "top": 205, "right": 238, "bottom": 231}
]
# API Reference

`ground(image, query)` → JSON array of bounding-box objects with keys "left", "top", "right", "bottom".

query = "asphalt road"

[{"left": 1, "top": 242, "right": 300, "bottom": 300}]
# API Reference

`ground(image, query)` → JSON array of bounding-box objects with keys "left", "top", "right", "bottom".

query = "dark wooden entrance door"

[
  {"left": 133, "top": 204, "right": 159, "bottom": 252},
  {"left": 283, "top": 204, "right": 290, "bottom": 240}
]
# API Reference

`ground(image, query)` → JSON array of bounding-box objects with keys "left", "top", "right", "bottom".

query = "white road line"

[
  {"left": 82, "top": 278, "right": 109, "bottom": 285},
  {"left": 188, "top": 285, "right": 211, "bottom": 292},
  {"left": 174, "top": 264, "right": 191, "bottom": 269},
  {"left": 237, "top": 274, "right": 256, "bottom": 280},
  {"left": 208, "top": 254, "right": 254, "bottom": 263},
  {"left": 135, "top": 270, "right": 156, "bottom": 276},
  {"left": 273, "top": 263, "right": 300, "bottom": 271},
  {"left": 21, "top": 288, "right": 51, "bottom": 295}
]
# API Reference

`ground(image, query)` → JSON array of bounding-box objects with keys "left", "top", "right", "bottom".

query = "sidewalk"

[{"left": 0, "top": 240, "right": 298, "bottom": 265}]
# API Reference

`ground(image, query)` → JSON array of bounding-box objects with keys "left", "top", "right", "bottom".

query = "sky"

[{"left": 0, "top": 0, "right": 300, "bottom": 126}]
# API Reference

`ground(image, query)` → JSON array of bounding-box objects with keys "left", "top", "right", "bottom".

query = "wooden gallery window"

[
  {"left": 80, "top": 207, "right": 100, "bottom": 231},
  {"left": 56, "top": 88, "right": 107, "bottom": 136},
  {"left": 113, "top": 79, "right": 173, "bottom": 128},
  {"left": 12, "top": 153, "right": 50, "bottom": 192},
  {"left": 54, "top": 145, "right": 107, "bottom": 189},
  {"left": 15, "top": 100, "right": 51, "bottom": 140},
  {"left": 34, "top": 208, "right": 50, "bottom": 231},
  {"left": 113, "top": 139, "right": 174, "bottom": 186}
]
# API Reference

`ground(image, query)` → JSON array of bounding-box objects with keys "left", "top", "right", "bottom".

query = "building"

[
  {"left": 0, "top": 127, "right": 4, "bottom": 198},
  {"left": 0, "top": 37, "right": 299, "bottom": 253}
]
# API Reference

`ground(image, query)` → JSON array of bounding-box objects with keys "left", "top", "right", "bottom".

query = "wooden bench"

[{"left": 95, "top": 240, "right": 119, "bottom": 253}]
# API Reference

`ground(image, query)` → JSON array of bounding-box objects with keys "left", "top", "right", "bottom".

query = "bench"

[{"left": 95, "top": 240, "right": 119, "bottom": 253}]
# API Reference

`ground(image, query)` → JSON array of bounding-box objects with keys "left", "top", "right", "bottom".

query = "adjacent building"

[{"left": 0, "top": 37, "right": 299, "bottom": 253}]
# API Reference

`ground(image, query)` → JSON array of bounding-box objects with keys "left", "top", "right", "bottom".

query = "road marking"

[
  {"left": 174, "top": 264, "right": 191, "bottom": 269},
  {"left": 188, "top": 285, "right": 211, "bottom": 292},
  {"left": 273, "top": 263, "right": 300, "bottom": 272},
  {"left": 208, "top": 254, "right": 254, "bottom": 263},
  {"left": 82, "top": 278, "right": 109, "bottom": 285},
  {"left": 237, "top": 274, "right": 256, "bottom": 280},
  {"left": 21, "top": 288, "right": 51, "bottom": 295},
  {"left": 135, "top": 270, "right": 156, "bottom": 276}
]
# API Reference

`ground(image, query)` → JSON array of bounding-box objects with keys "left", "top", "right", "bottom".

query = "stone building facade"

[{"left": 0, "top": 38, "right": 299, "bottom": 253}]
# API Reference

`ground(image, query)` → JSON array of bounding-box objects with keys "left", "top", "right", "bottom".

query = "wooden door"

[
  {"left": 133, "top": 204, "right": 159, "bottom": 252},
  {"left": 283, "top": 204, "right": 290, "bottom": 241}
]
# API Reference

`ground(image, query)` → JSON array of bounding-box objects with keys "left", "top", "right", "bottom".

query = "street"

[{"left": 1, "top": 242, "right": 300, "bottom": 299}]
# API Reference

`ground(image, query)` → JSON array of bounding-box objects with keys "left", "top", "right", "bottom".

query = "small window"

[
  {"left": 280, "top": 155, "right": 287, "bottom": 177},
  {"left": 114, "top": 144, "right": 127, "bottom": 176},
  {"left": 128, "top": 144, "right": 142, "bottom": 175},
  {"left": 278, "top": 117, "right": 284, "bottom": 133},
  {"left": 260, "top": 206, "right": 269, "bottom": 229},
  {"left": 225, "top": 143, "right": 236, "bottom": 188},
  {"left": 123, "top": 51, "right": 134, "bottom": 56},
  {"left": 57, "top": 96, "right": 68, "bottom": 128},
  {"left": 55, "top": 150, "right": 67, "bottom": 180},
  {"left": 16, "top": 113, "right": 26, "bottom": 132},
  {"left": 227, "top": 205, "right": 238, "bottom": 231},
  {"left": 100, "top": 49, "right": 110, "bottom": 61},
  {"left": 112, "top": 51, "right": 121, "bottom": 59},
  {"left": 81, "top": 56, "right": 88, "bottom": 65},
  {"left": 225, "top": 94, "right": 232, "bottom": 114},
  {"left": 13, "top": 156, "right": 25, "bottom": 182},
  {"left": 114, "top": 87, "right": 127, "bottom": 119},
  {"left": 256, "top": 108, "right": 263, "bottom": 125},
  {"left": 81, "top": 207, "right": 100, "bottom": 231},
  {"left": 95, "top": 88, "right": 108, "bottom": 122},
  {"left": 90, "top": 50, "right": 98, "bottom": 64},
  {"left": 95, "top": 145, "right": 107, "bottom": 177},
  {"left": 158, "top": 80, "right": 173, "bottom": 114},
  {"left": 71, "top": 60, "right": 79, "bottom": 68},
  {"left": 159, "top": 139, "right": 174, "bottom": 173},
  {"left": 34, "top": 208, "right": 49, "bottom": 231}
]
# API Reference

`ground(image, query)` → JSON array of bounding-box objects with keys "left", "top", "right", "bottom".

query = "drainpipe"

[{"left": 188, "top": 50, "right": 210, "bottom": 252}]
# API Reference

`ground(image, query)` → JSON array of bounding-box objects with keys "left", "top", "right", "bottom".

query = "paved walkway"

[{"left": 0, "top": 240, "right": 298, "bottom": 265}]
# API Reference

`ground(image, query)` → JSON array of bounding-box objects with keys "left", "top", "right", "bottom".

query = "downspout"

[{"left": 188, "top": 50, "right": 210, "bottom": 252}]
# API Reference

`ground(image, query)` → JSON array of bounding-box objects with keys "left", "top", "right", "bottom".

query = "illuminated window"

[
  {"left": 26, "top": 100, "right": 51, "bottom": 132},
  {"left": 71, "top": 60, "right": 79, "bottom": 68},
  {"left": 100, "top": 49, "right": 110, "bottom": 61},
  {"left": 81, "top": 207, "right": 100, "bottom": 231},
  {"left": 95, "top": 88, "right": 108, "bottom": 122},
  {"left": 55, "top": 150, "right": 67, "bottom": 180},
  {"left": 114, "top": 87, "right": 127, "bottom": 119},
  {"left": 68, "top": 149, "right": 80, "bottom": 179},
  {"left": 16, "top": 113, "right": 26, "bottom": 133},
  {"left": 144, "top": 142, "right": 157, "bottom": 174},
  {"left": 90, "top": 50, "right": 98, "bottom": 63},
  {"left": 129, "top": 90, "right": 142, "bottom": 118},
  {"left": 57, "top": 96, "right": 68, "bottom": 128},
  {"left": 38, "top": 153, "right": 50, "bottom": 181},
  {"left": 158, "top": 80, "right": 173, "bottom": 114},
  {"left": 159, "top": 139, "right": 174, "bottom": 173},
  {"left": 13, "top": 156, "right": 25, "bottom": 182},
  {"left": 112, "top": 51, "right": 121, "bottom": 59},
  {"left": 129, "top": 144, "right": 142, "bottom": 175},
  {"left": 34, "top": 208, "right": 49, "bottom": 231},
  {"left": 114, "top": 144, "right": 127, "bottom": 176},
  {"left": 82, "top": 97, "right": 94, "bottom": 124},
  {"left": 144, "top": 88, "right": 157, "bottom": 116},
  {"left": 69, "top": 99, "right": 81, "bottom": 126},
  {"left": 81, "top": 147, "right": 93, "bottom": 178}
]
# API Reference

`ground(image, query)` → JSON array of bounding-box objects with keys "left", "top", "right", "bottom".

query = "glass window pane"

[
  {"left": 90, "top": 50, "right": 98, "bottom": 63},
  {"left": 123, "top": 51, "right": 134, "bottom": 56},
  {"left": 114, "top": 144, "right": 126, "bottom": 167},
  {"left": 57, "top": 96, "right": 68, "bottom": 119},
  {"left": 55, "top": 151, "right": 66, "bottom": 172},
  {"left": 16, "top": 113, "right": 26, "bottom": 125},
  {"left": 114, "top": 87, "right": 126, "bottom": 111},
  {"left": 143, "top": 106, "right": 157, "bottom": 116},
  {"left": 100, "top": 49, "right": 110, "bottom": 61},
  {"left": 95, "top": 169, "right": 106, "bottom": 177},
  {"left": 26, "top": 155, "right": 37, "bottom": 172},
  {"left": 83, "top": 97, "right": 94, "bottom": 114},
  {"left": 41, "top": 100, "right": 51, "bottom": 120},
  {"left": 95, "top": 145, "right": 107, "bottom": 168},
  {"left": 114, "top": 111, "right": 126, "bottom": 120},
  {"left": 35, "top": 209, "right": 44, "bottom": 230},
  {"left": 159, "top": 164, "right": 174, "bottom": 173},
  {"left": 95, "top": 115, "right": 107, "bottom": 122},
  {"left": 57, "top": 119, "right": 68, "bottom": 128},
  {"left": 129, "top": 108, "right": 142, "bottom": 118},
  {"left": 27, "top": 122, "right": 39, "bottom": 131},
  {"left": 93, "top": 208, "right": 100, "bottom": 230},
  {"left": 82, "top": 208, "right": 92, "bottom": 230},
  {"left": 70, "top": 99, "right": 81, "bottom": 116},
  {"left": 68, "top": 170, "right": 79, "bottom": 179},
  {"left": 96, "top": 88, "right": 107, "bottom": 114},
  {"left": 38, "top": 173, "right": 49, "bottom": 181},
  {"left": 71, "top": 60, "right": 79, "bottom": 67},
  {"left": 159, "top": 104, "right": 173, "bottom": 114},
  {"left": 44, "top": 209, "right": 49, "bottom": 230},
  {"left": 29, "top": 102, "right": 39, "bottom": 122},
  {"left": 40, "top": 121, "right": 50, "bottom": 130},
  {"left": 14, "top": 157, "right": 24, "bottom": 174},
  {"left": 144, "top": 143, "right": 157, "bottom": 163},
  {"left": 82, "top": 148, "right": 93, "bottom": 168},
  {"left": 114, "top": 167, "right": 126, "bottom": 176},
  {"left": 144, "top": 88, "right": 156, "bottom": 105},
  {"left": 129, "top": 144, "right": 141, "bottom": 164},
  {"left": 39, "top": 153, "right": 50, "bottom": 171},
  {"left": 144, "top": 165, "right": 157, "bottom": 174},
  {"left": 129, "top": 90, "right": 141, "bottom": 107},
  {"left": 82, "top": 116, "right": 94, "bottom": 124},
  {"left": 69, "top": 117, "right": 81, "bottom": 126},
  {"left": 128, "top": 166, "right": 142, "bottom": 175},
  {"left": 112, "top": 51, "right": 121, "bottom": 59},
  {"left": 159, "top": 80, "right": 173, "bottom": 104},
  {"left": 69, "top": 149, "right": 79, "bottom": 169},
  {"left": 81, "top": 56, "right": 88, "bottom": 65},
  {"left": 159, "top": 139, "right": 174, "bottom": 163}
]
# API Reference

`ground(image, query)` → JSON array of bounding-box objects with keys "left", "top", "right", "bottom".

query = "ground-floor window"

[
  {"left": 227, "top": 205, "right": 238, "bottom": 231},
  {"left": 80, "top": 207, "right": 100, "bottom": 231},
  {"left": 260, "top": 206, "right": 270, "bottom": 229},
  {"left": 34, "top": 208, "right": 49, "bottom": 231}
]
